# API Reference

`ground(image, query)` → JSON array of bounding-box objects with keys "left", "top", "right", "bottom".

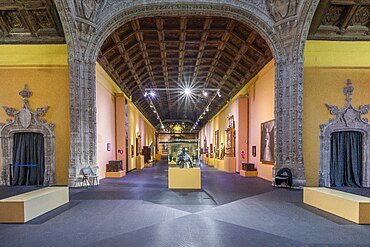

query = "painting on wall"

[
  {"left": 260, "top": 120, "right": 275, "bottom": 164},
  {"left": 131, "top": 144, "right": 134, "bottom": 158}
]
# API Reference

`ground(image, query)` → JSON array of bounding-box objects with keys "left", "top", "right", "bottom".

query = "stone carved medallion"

[
  {"left": 19, "top": 108, "right": 32, "bottom": 128},
  {"left": 266, "top": 0, "right": 298, "bottom": 22},
  {"left": 80, "top": 0, "right": 107, "bottom": 21}
]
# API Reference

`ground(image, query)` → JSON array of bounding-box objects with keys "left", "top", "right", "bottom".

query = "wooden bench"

[
  {"left": 0, "top": 187, "right": 69, "bottom": 223},
  {"left": 303, "top": 187, "right": 370, "bottom": 224}
]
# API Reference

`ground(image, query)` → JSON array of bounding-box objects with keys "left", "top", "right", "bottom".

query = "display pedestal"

[
  {"left": 106, "top": 170, "right": 126, "bottom": 178},
  {"left": 168, "top": 167, "right": 201, "bottom": 189},
  {"left": 136, "top": 155, "right": 144, "bottom": 170},
  {"left": 240, "top": 170, "right": 258, "bottom": 177},
  {"left": 224, "top": 156, "right": 236, "bottom": 173},
  {"left": 215, "top": 159, "right": 224, "bottom": 170},
  {"left": 304, "top": 187, "right": 370, "bottom": 224},
  {"left": 0, "top": 187, "right": 69, "bottom": 223},
  {"left": 145, "top": 162, "right": 153, "bottom": 167},
  {"left": 168, "top": 161, "right": 177, "bottom": 166},
  {"left": 210, "top": 157, "right": 215, "bottom": 167},
  {"left": 155, "top": 154, "right": 161, "bottom": 161}
]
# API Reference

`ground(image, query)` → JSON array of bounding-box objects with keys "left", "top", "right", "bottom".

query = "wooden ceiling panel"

[
  {"left": 0, "top": 0, "right": 65, "bottom": 44},
  {"left": 97, "top": 16, "right": 272, "bottom": 129},
  {"left": 309, "top": 1, "right": 370, "bottom": 40}
]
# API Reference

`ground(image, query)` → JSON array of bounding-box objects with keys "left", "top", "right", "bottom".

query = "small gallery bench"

[
  {"left": 303, "top": 187, "right": 370, "bottom": 224},
  {"left": 0, "top": 187, "right": 69, "bottom": 223}
]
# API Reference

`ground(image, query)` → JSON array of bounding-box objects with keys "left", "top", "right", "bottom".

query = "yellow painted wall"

[
  {"left": 128, "top": 102, "right": 156, "bottom": 171},
  {"left": 200, "top": 60, "right": 275, "bottom": 181},
  {"left": 246, "top": 61, "right": 275, "bottom": 181},
  {"left": 0, "top": 45, "right": 70, "bottom": 185},
  {"left": 96, "top": 64, "right": 121, "bottom": 178},
  {"left": 304, "top": 41, "right": 370, "bottom": 186}
]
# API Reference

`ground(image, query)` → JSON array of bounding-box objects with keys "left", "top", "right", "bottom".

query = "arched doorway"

[{"left": 54, "top": 1, "right": 319, "bottom": 187}]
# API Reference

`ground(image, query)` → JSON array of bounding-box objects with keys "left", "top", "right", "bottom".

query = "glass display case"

[{"left": 167, "top": 138, "right": 200, "bottom": 167}]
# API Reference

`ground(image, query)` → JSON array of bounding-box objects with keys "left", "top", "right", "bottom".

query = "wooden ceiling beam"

[
  {"left": 339, "top": 4, "right": 361, "bottom": 32},
  {"left": 175, "top": 17, "right": 188, "bottom": 117},
  {"left": 308, "top": 0, "right": 331, "bottom": 35},
  {"left": 132, "top": 19, "right": 166, "bottom": 116},
  {"left": 203, "top": 19, "right": 236, "bottom": 89},
  {"left": 156, "top": 17, "right": 171, "bottom": 119}
]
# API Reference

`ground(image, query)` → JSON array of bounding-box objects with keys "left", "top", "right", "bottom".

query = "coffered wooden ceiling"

[
  {"left": 0, "top": 0, "right": 65, "bottom": 44},
  {"left": 309, "top": 0, "right": 370, "bottom": 40},
  {"left": 98, "top": 16, "right": 273, "bottom": 129}
]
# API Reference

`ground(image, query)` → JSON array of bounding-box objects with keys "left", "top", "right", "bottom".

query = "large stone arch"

[{"left": 54, "top": 0, "right": 319, "bottom": 187}]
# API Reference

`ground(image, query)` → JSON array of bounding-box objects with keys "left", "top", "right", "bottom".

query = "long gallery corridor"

[{"left": 0, "top": 161, "right": 369, "bottom": 246}]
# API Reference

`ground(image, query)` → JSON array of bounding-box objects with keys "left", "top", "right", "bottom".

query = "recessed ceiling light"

[{"left": 184, "top": 88, "right": 191, "bottom": 95}]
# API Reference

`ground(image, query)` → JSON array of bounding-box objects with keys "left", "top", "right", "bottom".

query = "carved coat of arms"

[
  {"left": 80, "top": 0, "right": 106, "bottom": 21},
  {"left": 267, "top": 0, "right": 297, "bottom": 22}
]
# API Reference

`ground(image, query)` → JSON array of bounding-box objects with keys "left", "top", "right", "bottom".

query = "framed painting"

[{"left": 260, "top": 120, "right": 275, "bottom": 164}]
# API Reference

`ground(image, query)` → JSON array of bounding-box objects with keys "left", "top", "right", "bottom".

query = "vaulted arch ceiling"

[{"left": 97, "top": 16, "right": 273, "bottom": 130}]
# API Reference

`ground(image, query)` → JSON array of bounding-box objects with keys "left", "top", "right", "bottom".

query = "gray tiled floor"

[{"left": 0, "top": 161, "right": 370, "bottom": 247}]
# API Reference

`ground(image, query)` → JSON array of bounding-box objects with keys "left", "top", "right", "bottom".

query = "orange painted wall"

[{"left": 0, "top": 45, "right": 70, "bottom": 185}]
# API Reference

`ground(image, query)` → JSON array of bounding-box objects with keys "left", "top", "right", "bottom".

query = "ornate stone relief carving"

[
  {"left": 73, "top": 0, "right": 107, "bottom": 22},
  {"left": 266, "top": 0, "right": 298, "bottom": 22},
  {"left": 0, "top": 85, "right": 56, "bottom": 186},
  {"left": 320, "top": 80, "right": 370, "bottom": 188}
]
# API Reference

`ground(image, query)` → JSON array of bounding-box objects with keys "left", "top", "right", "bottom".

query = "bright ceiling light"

[
  {"left": 150, "top": 91, "right": 156, "bottom": 97},
  {"left": 184, "top": 88, "right": 191, "bottom": 95},
  {"left": 217, "top": 90, "right": 221, "bottom": 97},
  {"left": 202, "top": 91, "right": 208, "bottom": 97},
  {"left": 144, "top": 92, "right": 148, "bottom": 97}
]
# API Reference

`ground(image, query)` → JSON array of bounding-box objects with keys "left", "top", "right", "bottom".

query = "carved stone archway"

[
  {"left": 0, "top": 85, "right": 56, "bottom": 186},
  {"left": 320, "top": 80, "right": 370, "bottom": 187},
  {"left": 54, "top": 0, "right": 320, "bottom": 187}
]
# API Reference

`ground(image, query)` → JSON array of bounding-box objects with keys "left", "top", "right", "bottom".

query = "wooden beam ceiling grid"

[{"left": 98, "top": 16, "right": 273, "bottom": 129}]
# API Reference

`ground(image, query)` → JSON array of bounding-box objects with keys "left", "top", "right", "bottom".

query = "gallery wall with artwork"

[
  {"left": 96, "top": 63, "right": 121, "bottom": 178},
  {"left": 96, "top": 63, "right": 156, "bottom": 174},
  {"left": 200, "top": 60, "right": 275, "bottom": 180},
  {"left": 246, "top": 61, "right": 275, "bottom": 181}
]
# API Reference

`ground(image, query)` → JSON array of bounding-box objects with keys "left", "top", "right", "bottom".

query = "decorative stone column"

[
  {"left": 55, "top": 0, "right": 102, "bottom": 186},
  {"left": 267, "top": 0, "right": 320, "bottom": 187}
]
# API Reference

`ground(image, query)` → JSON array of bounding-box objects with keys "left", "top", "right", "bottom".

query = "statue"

[
  {"left": 176, "top": 147, "right": 193, "bottom": 169},
  {"left": 220, "top": 143, "right": 225, "bottom": 160}
]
